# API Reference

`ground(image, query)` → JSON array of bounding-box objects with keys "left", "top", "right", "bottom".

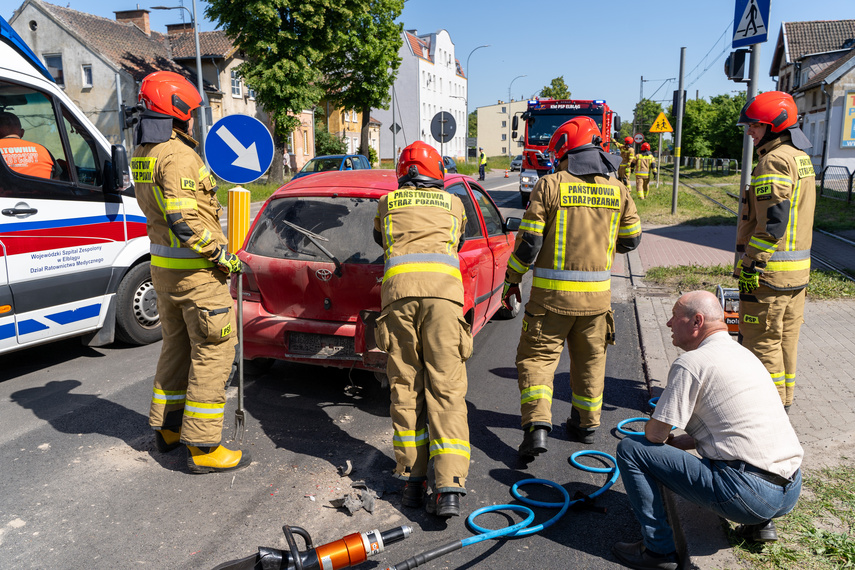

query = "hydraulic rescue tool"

[
  {"left": 213, "top": 524, "right": 413, "bottom": 570},
  {"left": 233, "top": 271, "right": 246, "bottom": 442}
]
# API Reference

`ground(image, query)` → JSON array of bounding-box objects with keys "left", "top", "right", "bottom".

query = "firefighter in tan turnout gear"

[
  {"left": 631, "top": 142, "right": 657, "bottom": 200},
  {"left": 502, "top": 117, "right": 642, "bottom": 460},
  {"left": 132, "top": 71, "right": 250, "bottom": 473},
  {"left": 735, "top": 91, "right": 816, "bottom": 413},
  {"left": 618, "top": 136, "right": 635, "bottom": 187},
  {"left": 373, "top": 141, "right": 471, "bottom": 518}
]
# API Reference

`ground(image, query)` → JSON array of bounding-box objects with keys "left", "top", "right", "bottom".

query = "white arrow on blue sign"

[
  {"left": 732, "top": 0, "right": 770, "bottom": 48},
  {"left": 205, "top": 114, "right": 274, "bottom": 184}
]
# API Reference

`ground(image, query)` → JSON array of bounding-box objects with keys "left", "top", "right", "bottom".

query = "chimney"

[
  {"left": 114, "top": 9, "right": 151, "bottom": 36},
  {"left": 166, "top": 23, "right": 194, "bottom": 36}
]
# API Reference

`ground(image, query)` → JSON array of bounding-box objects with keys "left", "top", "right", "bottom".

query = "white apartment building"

[{"left": 373, "top": 29, "right": 467, "bottom": 161}]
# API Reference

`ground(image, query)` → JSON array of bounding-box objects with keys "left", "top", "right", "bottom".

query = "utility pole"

[
  {"left": 671, "top": 48, "right": 686, "bottom": 215},
  {"left": 632, "top": 76, "right": 643, "bottom": 151}
]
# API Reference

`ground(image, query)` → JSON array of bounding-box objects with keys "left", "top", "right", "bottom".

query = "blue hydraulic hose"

[{"left": 384, "top": 450, "right": 620, "bottom": 570}]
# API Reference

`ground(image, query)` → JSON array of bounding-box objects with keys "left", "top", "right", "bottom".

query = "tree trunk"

[{"left": 268, "top": 130, "right": 286, "bottom": 185}]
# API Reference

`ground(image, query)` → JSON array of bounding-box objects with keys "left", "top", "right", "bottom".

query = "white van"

[{"left": 0, "top": 16, "right": 159, "bottom": 355}]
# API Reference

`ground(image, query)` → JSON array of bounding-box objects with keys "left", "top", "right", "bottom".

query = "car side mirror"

[
  {"left": 613, "top": 115, "right": 621, "bottom": 131},
  {"left": 504, "top": 216, "right": 521, "bottom": 233},
  {"left": 110, "top": 144, "right": 130, "bottom": 191}
]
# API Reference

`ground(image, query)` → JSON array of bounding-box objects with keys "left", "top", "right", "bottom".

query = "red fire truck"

[{"left": 513, "top": 99, "right": 620, "bottom": 207}]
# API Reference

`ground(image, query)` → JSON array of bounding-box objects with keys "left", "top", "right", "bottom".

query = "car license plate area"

[{"left": 288, "top": 332, "right": 355, "bottom": 358}]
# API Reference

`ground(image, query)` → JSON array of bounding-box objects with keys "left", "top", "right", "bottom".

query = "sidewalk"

[{"left": 627, "top": 224, "right": 855, "bottom": 570}]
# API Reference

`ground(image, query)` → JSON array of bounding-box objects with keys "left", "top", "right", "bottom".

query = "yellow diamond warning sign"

[{"left": 649, "top": 112, "right": 673, "bottom": 133}]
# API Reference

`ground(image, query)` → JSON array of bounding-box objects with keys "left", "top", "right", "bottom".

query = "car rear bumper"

[{"left": 240, "top": 300, "right": 387, "bottom": 372}]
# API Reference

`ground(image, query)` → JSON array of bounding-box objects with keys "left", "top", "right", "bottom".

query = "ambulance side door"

[
  {"left": 0, "top": 241, "right": 13, "bottom": 352},
  {"left": 0, "top": 78, "right": 121, "bottom": 350}
]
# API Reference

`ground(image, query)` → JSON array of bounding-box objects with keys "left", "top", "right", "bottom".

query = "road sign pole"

[
  {"left": 671, "top": 47, "right": 686, "bottom": 215},
  {"left": 657, "top": 133, "right": 662, "bottom": 187},
  {"left": 735, "top": 42, "right": 761, "bottom": 265}
]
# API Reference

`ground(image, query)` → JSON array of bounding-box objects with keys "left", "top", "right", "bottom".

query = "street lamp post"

[
  {"left": 152, "top": 1, "right": 207, "bottom": 158},
  {"left": 508, "top": 74, "right": 526, "bottom": 157},
  {"left": 464, "top": 44, "right": 489, "bottom": 162}
]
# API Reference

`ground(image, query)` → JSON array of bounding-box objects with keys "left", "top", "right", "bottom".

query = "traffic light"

[
  {"left": 121, "top": 103, "right": 141, "bottom": 130},
  {"left": 672, "top": 90, "right": 686, "bottom": 118},
  {"left": 724, "top": 50, "right": 748, "bottom": 82}
]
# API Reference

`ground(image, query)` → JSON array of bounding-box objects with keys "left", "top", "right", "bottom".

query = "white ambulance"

[{"left": 0, "top": 16, "right": 159, "bottom": 355}]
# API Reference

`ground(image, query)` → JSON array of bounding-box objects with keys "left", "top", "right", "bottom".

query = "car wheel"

[
  {"left": 114, "top": 262, "right": 161, "bottom": 345},
  {"left": 494, "top": 291, "right": 521, "bottom": 320}
]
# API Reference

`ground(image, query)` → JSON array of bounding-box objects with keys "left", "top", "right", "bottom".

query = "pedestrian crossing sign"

[
  {"left": 732, "top": 0, "right": 769, "bottom": 48},
  {"left": 649, "top": 112, "right": 673, "bottom": 133}
]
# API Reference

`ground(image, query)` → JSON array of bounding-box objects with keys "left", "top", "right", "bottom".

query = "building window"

[
  {"left": 44, "top": 54, "right": 64, "bottom": 85},
  {"left": 501, "top": 120, "right": 507, "bottom": 128},
  {"left": 248, "top": 87, "right": 256, "bottom": 100},
  {"left": 82, "top": 64, "right": 92, "bottom": 88},
  {"left": 501, "top": 133, "right": 507, "bottom": 141},
  {"left": 501, "top": 106, "right": 506, "bottom": 113},
  {"left": 821, "top": 90, "right": 825, "bottom": 104},
  {"left": 502, "top": 147, "right": 507, "bottom": 154},
  {"left": 303, "top": 130, "right": 309, "bottom": 155},
  {"left": 231, "top": 70, "right": 241, "bottom": 97}
]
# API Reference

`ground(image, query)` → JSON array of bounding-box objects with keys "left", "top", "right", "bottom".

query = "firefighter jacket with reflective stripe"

[
  {"left": 374, "top": 186, "right": 467, "bottom": 308},
  {"left": 0, "top": 137, "right": 55, "bottom": 179},
  {"left": 735, "top": 133, "right": 815, "bottom": 290},
  {"left": 132, "top": 130, "right": 226, "bottom": 292},
  {"left": 505, "top": 170, "right": 642, "bottom": 316},
  {"left": 619, "top": 144, "right": 635, "bottom": 171},
  {"left": 632, "top": 151, "right": 656, "bottom": 177}
]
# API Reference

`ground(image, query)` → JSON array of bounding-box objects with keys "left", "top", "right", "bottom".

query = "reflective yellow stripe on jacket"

[{"left": 383, "top": 252, "right": 462, "bottom": 282}]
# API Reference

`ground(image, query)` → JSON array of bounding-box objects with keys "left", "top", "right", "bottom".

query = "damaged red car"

[{"left": 231, "top": 169, "right": 520, "bottom": 377}]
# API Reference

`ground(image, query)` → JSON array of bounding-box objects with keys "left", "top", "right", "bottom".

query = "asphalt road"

[{"left": 0, "top": 172, "right": 651, "bottom": 569}]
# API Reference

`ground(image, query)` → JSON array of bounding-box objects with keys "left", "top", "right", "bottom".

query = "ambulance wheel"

[
  {"left": 115, "top": 262, "right": 162, "bottom": 345},
  {"left": 494, "top": 291, "right": 520, "bottom": 320}
]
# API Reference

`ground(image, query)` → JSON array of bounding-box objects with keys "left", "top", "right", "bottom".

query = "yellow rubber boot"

[
  {"left": 187, "top": 445, "right": 251, "bottom": 474},
  {"left": 155, "top": 428, "right": 182, "bottom": 453}
]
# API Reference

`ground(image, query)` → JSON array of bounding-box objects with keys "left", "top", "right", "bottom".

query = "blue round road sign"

[{"left": 205, "top": 114, "right": 274, "bottom": 184}]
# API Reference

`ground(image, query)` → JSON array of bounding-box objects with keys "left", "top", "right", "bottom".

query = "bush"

[
  {"left": 315, "top": 127, "right": 347, "bottom": 156},
  {"left": 357, "top": 145, "right": 378, "bottom": 166}
]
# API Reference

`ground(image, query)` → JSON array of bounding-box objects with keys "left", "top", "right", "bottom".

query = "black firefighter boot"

[{"left": 518, "top": 425, "right": 548, "bottom": 460}]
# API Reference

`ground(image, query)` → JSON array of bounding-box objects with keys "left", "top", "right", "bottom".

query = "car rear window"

[
  {"left": 244, "top": 196, "right": 383, "bottom": 264},
  {"left": 300, "top": 158, "right": 341, "bottom": 173}
]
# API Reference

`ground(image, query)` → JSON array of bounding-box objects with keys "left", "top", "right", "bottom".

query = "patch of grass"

[
  {"left": 814, "top": 196, "right": 855, "bottom": 233},
  {"left": 644, "top": 265, "right": 855, "bottom": 300},
  {"left": 633, "top": 166, "right": 738, "bottom": 226},
  {"left": 216, "top": 179, "right": 286, "bottom": 206},
  {"left": 731, "top": 464, "right": 855, "bottom": 569}
]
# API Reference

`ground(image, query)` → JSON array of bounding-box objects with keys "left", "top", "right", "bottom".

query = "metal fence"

[
  {"left": 661, "top": 155, "right": 739, "bottom": 175},
  {"left": 818, "top": 165, "right": 853, "bottom": 203}
]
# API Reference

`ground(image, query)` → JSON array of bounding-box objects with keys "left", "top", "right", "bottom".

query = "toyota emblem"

[{"left": 316, "top": 268, "right": 333, "bottom": 282}]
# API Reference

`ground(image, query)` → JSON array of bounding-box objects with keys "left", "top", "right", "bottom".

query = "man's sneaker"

[
  {"left": 734, "top": 519, "right": 778, "bottom": 543},
  {"left": 612, "top": 540, "right": 679, "bottom": 570},
  {"left": 566, "top": 421, "right": 596, "bottom": 445},
  {"left": 401, "top": 481, "right": 426, "bottom": 508},
  {"left": 426, "top": 492, "right": 461, "bottom": 517},
  {"left": 518, "top": 427, "right": 548, "bottom": 459}
]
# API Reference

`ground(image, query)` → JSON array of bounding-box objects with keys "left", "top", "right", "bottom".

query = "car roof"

[
  {"left": 308, "top": 154, "right": 365, "bottom": 160},
  {"left": 273, "top": 170, "right": 475, "bottom": 199}
]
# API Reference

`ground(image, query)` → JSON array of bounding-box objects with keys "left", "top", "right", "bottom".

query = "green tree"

[
  {"left": 540, "top": 76, "right": 571, "bottom": 100},
  {"left": 319, "top": 0, "right": 404, "bottom": 156},
  {"left": 468, "top": 111, "right": 477, "bottom": 138},
  {"left": 707, "top": 92, "right": 747, "bottom": 159},
  {"left": 206, "top": 1, "right": 374, "bottom": 182},
  {"left": 633, "top": 98, "right": 664, "bottom": 152},
  {"left": 677, "top": 98, "right": 714, "bottom": 157}
]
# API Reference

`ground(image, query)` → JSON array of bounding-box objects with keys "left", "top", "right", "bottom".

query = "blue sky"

[{"left": 6, "top": 0, "right": 853, "bottom": 123}]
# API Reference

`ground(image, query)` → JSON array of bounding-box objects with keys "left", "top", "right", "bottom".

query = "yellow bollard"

[{"left": 227, "top": 186, "right": 251, "bottom": 253}]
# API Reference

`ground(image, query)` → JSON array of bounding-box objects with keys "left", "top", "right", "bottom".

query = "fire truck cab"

[{"left": 513, "top": 99, "right": 620, "bottom": 208}]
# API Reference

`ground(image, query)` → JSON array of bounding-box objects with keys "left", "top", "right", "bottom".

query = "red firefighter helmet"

[
  {"left": 623, "top": 136, "right": 633, "bottom": 145},
  {"left": 396, "top": 141, "right": 444, "bottom": 184},
  {"left": 640, "top": 142, "right": 651, "bottom": 152},
  {"left": 736, "top": 91, "right": 798, "bottom": 133},
  {"left": 548, "top": 117, "right": 603, "bottom": 165},
  {"left": 138, "top": 71, "right": 202, "bottom": 122}
]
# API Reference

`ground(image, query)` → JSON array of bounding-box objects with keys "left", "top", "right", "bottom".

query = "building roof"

[
  {"left": 34, "top": 0, "right": 189, "bottom": 82},
  {"left": 771, "top": 19, "right": 855, "bottom": 75},
  {"left": 171, "top": 30, "right": 236, "bottom": 60},
  {"left": 405, "top": 31, "right": 432, "bottom": 62},
  {"left": 797, "top": 48, "right": 855, "bottom": 92}
]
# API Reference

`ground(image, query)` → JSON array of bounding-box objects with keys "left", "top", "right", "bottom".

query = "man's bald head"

[{"left": 668, "top": 290, "right": 728, "bottom": 351}]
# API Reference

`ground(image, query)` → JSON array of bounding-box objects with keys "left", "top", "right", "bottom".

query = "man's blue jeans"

[{"left": 616, "top": 435, "right": 801, "bottom": 554}]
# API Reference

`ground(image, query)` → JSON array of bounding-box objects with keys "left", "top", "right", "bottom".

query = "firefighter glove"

[
  {"left": 502, "top": 281, "right": 521, "bottom": 310},
  {"left": 738, "top": 266, "right": 760, "bottom": 293},
  {"left": 214, "top": 248, "right": 243, "bottom": 274}
]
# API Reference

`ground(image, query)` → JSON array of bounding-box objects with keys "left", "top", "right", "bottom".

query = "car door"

[
  {"left": 444, "top": 181, "right": 491, "bottom": 333},
  {"left": 466, "top": 180, "right": 514, "bottom": 321},
  {"left": 0, "top": 78, "right": 121, "bottom": 348}
]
